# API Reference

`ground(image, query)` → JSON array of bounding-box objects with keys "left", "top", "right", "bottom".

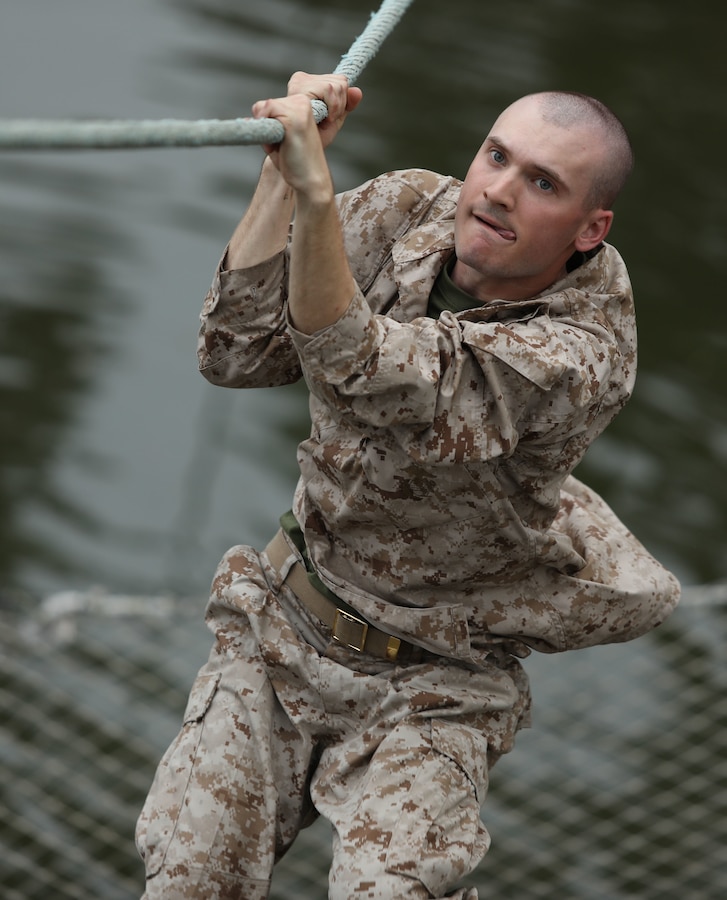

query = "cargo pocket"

[
  {"left": 136, "top": 670, "right": 221, "bottom": 879},
  {"left": 385, "top": 719, "right": 491, "bottom": 896}
]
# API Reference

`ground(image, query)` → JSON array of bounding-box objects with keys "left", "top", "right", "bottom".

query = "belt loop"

[
  {"left": 264, "top": 530, "right": 297, "bottom": 584},
  {"left": 385, "top": 636, "right": 402, "bottom": 661}
]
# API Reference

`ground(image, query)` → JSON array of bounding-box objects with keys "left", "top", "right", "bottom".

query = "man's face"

[{"left": 453, "top": 95, "right": 612, "bottom": 302}]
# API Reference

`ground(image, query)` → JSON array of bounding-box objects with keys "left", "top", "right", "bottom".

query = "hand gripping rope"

[{"left": 0, "top": 0, "right": 414, "bottom": 151}]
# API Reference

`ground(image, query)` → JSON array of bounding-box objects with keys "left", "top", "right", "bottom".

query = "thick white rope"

[{"left": 0, "top": 0, "right": 414, "bottom": 151}]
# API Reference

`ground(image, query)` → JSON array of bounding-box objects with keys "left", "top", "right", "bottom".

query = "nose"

[{"left": 484, "top": 168, "right": 517, "bottom": 210}]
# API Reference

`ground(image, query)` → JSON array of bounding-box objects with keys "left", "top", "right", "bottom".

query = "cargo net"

[{"left": 1, "top": 584, "right": 725, "bottom": 899}]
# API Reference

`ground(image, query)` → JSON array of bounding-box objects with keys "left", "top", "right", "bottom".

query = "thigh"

[
  {"left": 320, "top": 717, "right": 491, "bottom": 900},
  {"left": 136, "top": 629, "right": 315, "bottom": 899}
]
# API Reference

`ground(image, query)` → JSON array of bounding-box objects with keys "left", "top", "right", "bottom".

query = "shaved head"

[{"left": 527, "top": 91, "right": 633, "bottom": 210}]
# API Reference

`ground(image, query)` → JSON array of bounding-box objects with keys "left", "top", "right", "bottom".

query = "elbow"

[
  {"left": 198, "top": 356, "right": 241, "bottom": 388},
  {"left": 197, "top": 343, "right": 303, "bottom": 389},
  {"left": 197, "top": 329, "right": 239, "bottom": 386},
  {"left": 197, "top": 329, "right": 256, "bottom": 387}
]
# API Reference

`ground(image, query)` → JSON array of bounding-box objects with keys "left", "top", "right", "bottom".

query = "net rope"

[
  {"left": 2, "top": 579, "right": 724, "bottom": 899},
  {"left": 0, "top": 0, "right": 414, "bottom": 150}
]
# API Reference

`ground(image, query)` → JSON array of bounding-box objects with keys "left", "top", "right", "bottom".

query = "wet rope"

[{"left": 0, "top": 0, "right": 414, "bottom": 151}]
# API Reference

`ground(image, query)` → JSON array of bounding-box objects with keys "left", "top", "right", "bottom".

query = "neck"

[{"left": 450, "top": 258, "right": 569, "bottom": 303}]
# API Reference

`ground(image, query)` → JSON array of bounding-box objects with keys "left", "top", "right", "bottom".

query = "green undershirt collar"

[{"left": 426, "top": 256, "right": 481, "bottom": 318}]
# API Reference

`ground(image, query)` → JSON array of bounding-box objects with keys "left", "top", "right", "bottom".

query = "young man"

[{"left": 137, "top": 73, "right": 679, "bottom": 899}]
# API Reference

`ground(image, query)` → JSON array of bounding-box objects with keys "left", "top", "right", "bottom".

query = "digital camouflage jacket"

[{"left": 198, "top": 168, "right": 679, "bottom": 661}]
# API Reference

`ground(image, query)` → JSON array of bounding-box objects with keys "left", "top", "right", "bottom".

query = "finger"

[
  {"left": 321, "top": 79, "right": 353, "bottom": 119},
  {"left": 287, "top": 72, "right": 351, "bottom": 120},
  {"left": 345, "top": 87, "right": 364, "bottom": 113},
  {"left": 288, "top": 71, "right": 349, "bottom": 99},
  {"left": 252, "top": 98, "right": 278, "bottom": 119}
]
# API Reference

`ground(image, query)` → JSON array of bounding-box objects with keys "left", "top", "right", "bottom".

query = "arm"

[
  {"left": 291, "top": 283, "right": 630, "bottom": 465},
  {"left": 197, "top": 72, "right": 362, "bottom": 386},
  {"left": 227, "top": 72, "right": 361, "bottom": 274},
  {"left": 250, "top": 73, "right": 362, "bottom": 333},
  {"left": 225, "top": 156, "right": 295, "bottom": 270}
]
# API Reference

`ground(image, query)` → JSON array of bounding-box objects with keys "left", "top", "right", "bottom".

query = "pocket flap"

[
  {"left": 183, "top": 671, "right": 221, "bottom": 725},
  {"left": 431, "top": 720, "right": 489, "bottom": 803}
]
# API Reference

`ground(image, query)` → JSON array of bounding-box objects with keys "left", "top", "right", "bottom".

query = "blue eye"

[
  {"left": 489, "top": 148, "right": 505, "bottom": 164},
  {"left": 536, "top": 177, "right": 554, "bottom": 192}
]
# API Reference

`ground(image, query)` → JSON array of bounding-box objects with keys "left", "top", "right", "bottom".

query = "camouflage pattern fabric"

[
  {"left": 198, "top": 169, "right": 679, "bottom": 656},
  {"left": 137, "top": 167, "right": 681, "bottom": 896},
  {"left": 137, "top": 541, "right": 530, "bottom": 898}
]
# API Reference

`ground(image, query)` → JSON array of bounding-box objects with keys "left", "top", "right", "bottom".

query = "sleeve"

[
  {"left": 197, "top": 248, "right": 302, "bottom": 388},
  {"left": 195, "top": 170, "right": 445, "bottom": 390},
  {"left": 288, "top": 286, "right": 625, "bottom": 465}
]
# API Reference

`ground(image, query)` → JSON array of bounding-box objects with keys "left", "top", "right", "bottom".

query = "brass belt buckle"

[{"left": 332, "top": 608, "right": 369, "bottom": 652}]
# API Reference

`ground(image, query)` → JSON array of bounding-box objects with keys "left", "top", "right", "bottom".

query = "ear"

[{"left": 575, "top": 209, "right": 613, "bottom": 252}]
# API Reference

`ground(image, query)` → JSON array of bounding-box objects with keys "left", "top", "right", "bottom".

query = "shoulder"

[
  {"left": 337, "top": 169, "right": 461, "bottom": 222},
  {"left": 557, "top": 242, "right": 632, "bottom": 300},
  {"left": 530, "top": 242, "right": 635, "bottom": 344}
]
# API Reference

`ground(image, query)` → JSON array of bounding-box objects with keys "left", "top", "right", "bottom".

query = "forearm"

[
  {"left": 225, "top": 157, "right": 296, "bottom": 269},
  {"left": 288, "top": 186, "right": 357, "bottom": 334},
  {"left": 236, "top": 72, "right": 362, "bottom": 331}
]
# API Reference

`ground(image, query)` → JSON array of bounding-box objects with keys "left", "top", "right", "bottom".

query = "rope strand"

[{"left": 0, "top": 0, "right": 414, "bottom": 151}]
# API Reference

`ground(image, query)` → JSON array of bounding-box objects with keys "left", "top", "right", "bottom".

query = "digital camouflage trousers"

[{"left": 136, "top": 541, "right": 531, "bottom": 899}]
